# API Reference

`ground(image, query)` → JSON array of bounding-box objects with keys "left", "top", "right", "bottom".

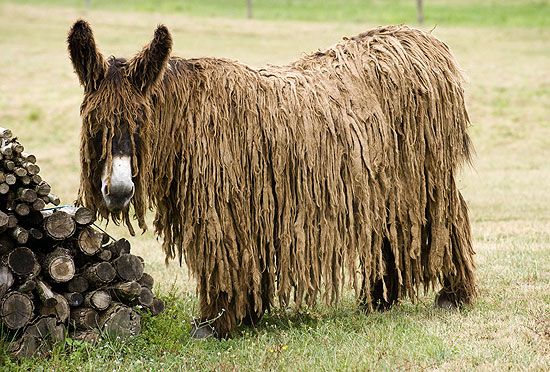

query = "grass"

[
  {"left": 0, "top": 1, "right": 549, "bottom": 370},
  {"left": 1, "top": 0, "right": 549, "bottom": 27}
]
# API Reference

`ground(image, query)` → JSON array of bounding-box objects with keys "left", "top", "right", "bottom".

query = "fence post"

[
  {"left": 247, "top": 0, "right": 253, "bottom": 19},
  {"left": 416, "top": 0, "right": 424, "bottom": 24}
]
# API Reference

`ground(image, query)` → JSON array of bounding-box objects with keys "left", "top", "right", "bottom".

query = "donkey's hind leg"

[
  {"left": 371, "top": 238, "right": 400, "bottom": 311},
  {"left": 436, "top": 192, "right": 477, "bottom": 309}
]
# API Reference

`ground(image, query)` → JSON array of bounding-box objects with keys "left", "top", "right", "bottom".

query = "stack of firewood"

[{"left": 0, "top": 128, "right": 164, "bottom": 358}]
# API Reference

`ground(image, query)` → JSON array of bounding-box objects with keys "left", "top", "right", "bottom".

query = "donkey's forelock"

[{"left": 68, "top": 20, "right": 172, "bottom": 234}]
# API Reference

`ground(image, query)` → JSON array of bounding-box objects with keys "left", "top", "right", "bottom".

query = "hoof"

[
  {"left": 435, "top": 291, "right": 459, "bottom": 310},
  {"left": 190, "top": 320, "right": 217, "bottom": 339}
]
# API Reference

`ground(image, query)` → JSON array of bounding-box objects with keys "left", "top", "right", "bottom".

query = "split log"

[
  {"left": 148, "top": 298, "right": 165, "bottom": 316},
  {"left": 7, "top": 214, "right": 17, "bottom": 228},
  {"left": 14, "top": 167, "right": 28, "bottom": 178},
  {"left": 76, "top": 226, "right": 102, "bottom": 255},
  {"left": 105, "top": 238, "right": 131, "bottom": 258},
  {"left": 32, "top": 198, "right": 46, "bottom": 211},
  {"left": 138, "top": 272, "right": 155, "bottom": 290},
  {"left": 21, "top": 152, "right": 36, "bottom": 164},
  {"left": 43, "top": 211, "right": 76, "bottom": 240},
  {"left": 47, "top": 194, "right": 60, "bottom": 206},
  {"left": 26, "top": 317, "right": 65, "bottom": 343},
  {"left": 9, "top": 334, "right": 40, "bottom": 359},
  {"left": 59, "top": 206, "right": 95, "bottom": 226},
  {"left": 0, "top": 266, "right": 14, "bottom": 297},
  {"left": 28, "top": 228, "right": 44, "bottom": 241},
  {"left": 72, "top": 329, "right": 100, "bottom": 343},
  {"left": 5, "top": 173, "right": 16, "bottom": 185},
  {"left": 113, "top": 254, "right": 144, "bottom": 281},
  {"left": 96, "top": 249, "right": 112, "bottom": 262},
  {"left": 111, "top": 281, "right": 141, "bottom": 302},
  {"left": 84, "top": 290, "right": 111, "bottom": 311},
  {"left": 0, "top": 210, "right": 9, "bottom": 228},
  {"left": 0, "top": 183, "right": 9, "bottom": 195},
  {"left": 137, "top": 287, "right": 154, "bottom": 307},
  {"left": 83, "top": 262, "right": 116, "bottom": 287},
  {"left": 70, "top": 307, "right": 98, "bottom": 330},
  {"left": 6, "top": 247, "right": 37, "bottom": 276},
  {"left": 17, "top": 279, "right": 36, "bottom": 293},
  {"left": 35, "top": 280, "right": 58, "bottom": 307},
  {"left": 0, "top": 235, "right": 14, "bottom": 255},
  {"left": 40, "top": 294, "right": 70, "bottom": 322},
  {"left": 11, "top": 226, "right": 29, "bottom": 244},
  {"left": 99, "top": 304, "right": 141, "bottom": 338},
  {"left": 66, "top": 275, "right": 89, "bottom": 293},
  {"left": 0, "top": 291, "right": 34, "bottom": 329},
  {"left": 44, "top": 248, "right": 75, "bottom": 283},
  {"left": 14, "top": 203, "right": 30, "bottom": 217},
  {"left": 0, "top": 127, "right": 12, "bottom": 139},
  {"left": 24, "top": 163, "right": 40, "bottom": 176},
  {"left": 35, "top": 182, "right": 51, "bottom": 197}
]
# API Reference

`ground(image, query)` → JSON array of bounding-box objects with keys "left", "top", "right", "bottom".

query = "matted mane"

[{"left": 77, "top": 59, "right": 153, "bottom": 233}]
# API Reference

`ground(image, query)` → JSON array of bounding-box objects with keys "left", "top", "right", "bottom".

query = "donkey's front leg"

[{"left": 191, "top": 290, "right": 237, "bottom": 339}]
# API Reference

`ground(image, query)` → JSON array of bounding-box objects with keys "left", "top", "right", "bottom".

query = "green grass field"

[{"left": 0, "top": 1, "right": 548, "bottom": 370}]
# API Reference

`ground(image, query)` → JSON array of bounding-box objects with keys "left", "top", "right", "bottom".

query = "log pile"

[{"left": 0, "top": 128, "right": 164, "bottom": 358}]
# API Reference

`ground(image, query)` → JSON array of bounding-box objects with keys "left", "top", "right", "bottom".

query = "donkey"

[{"left": 68, "top": 20, "right": 477, "bottom": 338}]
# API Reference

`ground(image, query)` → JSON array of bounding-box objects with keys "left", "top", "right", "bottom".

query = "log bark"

[
  {"left": 113, "top": 254, "right": 144, "bottom": 281},
  {"left": 43, "top": 210, "right": 76, "bottom": 240},
  {"left": 44, "top": 248, "right": 75, "bottom": 283},
  {"left": 70, "top": 307, "right": 98, "bottom": 330},
  {"left": 0, "top": 291, "right": 34, "bottom": 329},
  {"left": 99, "top": 304, "right": 141, "bottom": 338}
]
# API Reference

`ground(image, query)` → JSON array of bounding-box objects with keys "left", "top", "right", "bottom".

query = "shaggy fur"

[{"left": 69, "top": 21, "right": 477, "bottom": 338}]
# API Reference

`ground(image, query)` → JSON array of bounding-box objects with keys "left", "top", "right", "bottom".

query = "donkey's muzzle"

[
  {"left": 103, "top": 183, "right": 134, "bottom": 212},
  {"left": 101, "top": 155, "right": 134, "bottom": 212}
]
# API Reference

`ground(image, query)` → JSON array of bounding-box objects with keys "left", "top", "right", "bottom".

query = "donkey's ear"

[
  {"left": 128, "top": 25, "right": 172, "bottom": 94},
  {"left": 67, "top": 20, "right": 107, "bottom": 93}
]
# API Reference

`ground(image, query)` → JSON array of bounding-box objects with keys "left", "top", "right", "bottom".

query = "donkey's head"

[{"left": 68, "top": 20, "right": 172, "bottom": 232}]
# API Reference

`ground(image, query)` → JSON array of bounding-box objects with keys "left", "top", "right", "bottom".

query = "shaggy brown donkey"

[{"left": 68, "top": 20, "right": 477, "bottom": 338}]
